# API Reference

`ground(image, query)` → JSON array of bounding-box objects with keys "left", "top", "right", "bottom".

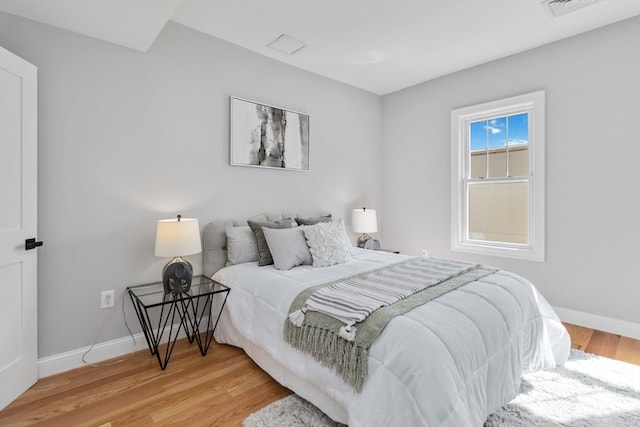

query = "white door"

[{"left": 0, "top": 46, "right": 38, "bottom": 410}]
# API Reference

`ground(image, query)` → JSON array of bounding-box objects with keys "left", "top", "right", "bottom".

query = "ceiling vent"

[
  {"left": 540, "top": 0, "right": 599, "bottom": 17},
  {"left": 267, "top": 34, "right": 306, "bottom": 55}
]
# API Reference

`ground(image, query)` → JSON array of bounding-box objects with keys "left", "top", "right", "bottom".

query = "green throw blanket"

[{"left": 284, "top": 258, "right": 497, "bottom": 391}]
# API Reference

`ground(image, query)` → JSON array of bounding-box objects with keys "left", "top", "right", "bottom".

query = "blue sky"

[{"left": 470, "top": 112, "right": 528, "bottom": 151}]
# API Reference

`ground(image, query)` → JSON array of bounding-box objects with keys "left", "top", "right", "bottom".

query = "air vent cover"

[
  {"left": 267, "top": 34, "right": 306, "bottom": 55},
  {"left": 540, "top": 0, "right": 599, "bottom": 17}
]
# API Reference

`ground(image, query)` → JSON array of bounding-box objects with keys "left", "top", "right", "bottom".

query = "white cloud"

[{"left": 485, "top": 125, "right": 501, "bottom": 134}]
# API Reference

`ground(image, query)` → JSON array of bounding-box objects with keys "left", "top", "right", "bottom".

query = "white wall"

[
  {"left": 381, "top": 17, "right": 640, "bottom": 334},
  {"left": 0, "top": 13, "right": 382, "bottom": 358}
]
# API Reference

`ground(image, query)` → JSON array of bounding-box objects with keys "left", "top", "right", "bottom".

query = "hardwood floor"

[
  {"left": 1, "top": 323, "right": 638, "bottom": 426},
  {"left": 563, "top": 322, "right": 640, "bottom": 365}
]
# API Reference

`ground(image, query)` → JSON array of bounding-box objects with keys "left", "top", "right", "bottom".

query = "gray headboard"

[{"left": 202, "top": 211, "right": 331, "bottom": 278}]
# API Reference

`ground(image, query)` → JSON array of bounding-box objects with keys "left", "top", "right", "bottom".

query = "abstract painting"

[{"left": 230, "top": 97, "right": 310, "bottom": 171}]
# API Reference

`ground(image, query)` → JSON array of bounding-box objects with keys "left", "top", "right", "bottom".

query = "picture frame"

[{"left": 230, "top": 97, "right": 310, "bottom": 171}]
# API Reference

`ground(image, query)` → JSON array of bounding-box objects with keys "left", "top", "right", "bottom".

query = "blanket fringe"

[{"left": 285, "top": 321, "right": 368, "bottom": 392}]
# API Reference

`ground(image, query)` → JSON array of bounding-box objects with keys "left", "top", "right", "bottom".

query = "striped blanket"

[
  {"left": 284, "top": 256, "right": 497, "bottom": 390},
  {"left": 288, "top": 256, "right": 479, "bottom": 341}
]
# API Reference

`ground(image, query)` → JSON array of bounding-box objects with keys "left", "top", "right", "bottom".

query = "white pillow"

[
  {"left": 225, "top": 226, "right": 258, "bottom": 265},
  {"left": 303, "top": 220, "right": 352, "bottom": 267},
  {"left": 339, "top": 218, "right": 357, "bottom": 255},
  {"left": 263, "top": 227, "right": 312, "bottom": 271}
]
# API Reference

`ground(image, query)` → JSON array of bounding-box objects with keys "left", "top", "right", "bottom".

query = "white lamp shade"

[
  {"left": 352, "top": 208, "right": 378, "bottom": 234},
  {"left": 154, "top": 217, "right": 202, "bottom": 257}
]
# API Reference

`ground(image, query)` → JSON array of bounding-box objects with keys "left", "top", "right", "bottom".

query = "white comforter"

[{"left": 212, "top": 249, "right": 570, "bottom": 426}]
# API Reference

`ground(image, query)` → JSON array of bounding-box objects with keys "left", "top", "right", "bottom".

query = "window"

[{"left": 451, "top": 91, "right": 545, "bottom": 261}]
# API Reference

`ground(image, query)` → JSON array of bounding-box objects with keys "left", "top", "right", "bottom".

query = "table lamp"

[
  {"left": 352, "top": 207, "right": 378, "bottom": 248},
  {"left": 155, "top": 215, "right": 201, "bottom": 294}
]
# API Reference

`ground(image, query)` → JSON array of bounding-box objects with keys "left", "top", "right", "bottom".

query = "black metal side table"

[{"left": 127, "top": 275, "right": 229, "bottom": 370}]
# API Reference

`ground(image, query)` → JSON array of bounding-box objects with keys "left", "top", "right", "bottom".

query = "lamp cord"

[{"left": 81, "top": 293, "right": 137, "bottom": 367}]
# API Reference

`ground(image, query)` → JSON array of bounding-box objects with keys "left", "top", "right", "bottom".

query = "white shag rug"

[{"left": 243, "top": 350, "right": 640, "bottom": 427}]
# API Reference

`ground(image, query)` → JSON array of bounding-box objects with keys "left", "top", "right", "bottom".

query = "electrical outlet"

[{"left": 101, "top": 290, "right": 115, "bottom": 309}]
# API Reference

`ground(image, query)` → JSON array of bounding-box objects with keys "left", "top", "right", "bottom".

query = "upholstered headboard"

[{"left": 202, "top": 211, "right": 331, "bottom": 278}]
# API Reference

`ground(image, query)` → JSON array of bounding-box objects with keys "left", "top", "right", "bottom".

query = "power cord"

[{"left": 81, "top": 292, "right": 137, "bottom": 367}]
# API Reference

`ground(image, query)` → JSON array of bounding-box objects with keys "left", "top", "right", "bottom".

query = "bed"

[{"left": 203, "top": 213, "right": 570, "bottom": 426}]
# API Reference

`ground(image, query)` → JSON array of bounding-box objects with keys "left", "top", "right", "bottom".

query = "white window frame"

[{"left": 451, "top": 90, "right": 545, "bottom": 261}]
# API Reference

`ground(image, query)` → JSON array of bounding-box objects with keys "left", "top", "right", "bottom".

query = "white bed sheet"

[{"left": 212, "top": 249, "right": 570, "bottom": 426}]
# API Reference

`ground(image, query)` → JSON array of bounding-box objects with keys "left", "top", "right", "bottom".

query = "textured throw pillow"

[
  {"left": 295, "top": 214, "right": 332, "bottom": 226},
  {"left": 248, "top": 219, "right": 297, "bottom": 266},
  {"left": 263, "top": 227, "right": 312, "bottom": 270},
  {"left": 338, "top": 217, "right": 357, "bottom": 254},
  {"left": 303, "top": 220, "right": 352, "bottom": 267},
  {"left": 225, "top": 226, "right": 258, "bottom": 265}
]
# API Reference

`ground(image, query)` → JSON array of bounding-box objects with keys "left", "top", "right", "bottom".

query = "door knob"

[{"left": 25, "top": 238, "right": 43, "bottom": 250}]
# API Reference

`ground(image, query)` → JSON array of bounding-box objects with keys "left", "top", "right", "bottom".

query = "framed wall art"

[{"left": 230, "top": 97, "right": 310, "bottom": 171}]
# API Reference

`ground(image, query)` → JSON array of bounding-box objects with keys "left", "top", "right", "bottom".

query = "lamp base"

[
  {"left": 357, "top": 234, "right": 381, "bottom": 250},
  {"left": 357, "top": 234, "right": 371, "bottom": 248},
  {"left": 162, "top": 256, "right": 193, "bottom": 294}
]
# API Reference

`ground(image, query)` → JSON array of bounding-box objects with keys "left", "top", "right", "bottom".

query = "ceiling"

[{"left": 1, "top": 0, "right": 638, "bottom": 94}]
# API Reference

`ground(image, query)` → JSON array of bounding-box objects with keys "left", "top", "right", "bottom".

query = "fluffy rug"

[{"left": 243, "top": 350, "right": 640, "bottom": 427}]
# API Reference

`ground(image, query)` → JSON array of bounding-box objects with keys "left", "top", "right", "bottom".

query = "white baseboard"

[
  {"left": 37, "top": 326, "right": 191, "bottom": 379},
  {"left": 38, "top": 332, "right": 144, "bottom": 378},
  {"left": 554, "top": 306, "right": 640, "bottom": 340}
]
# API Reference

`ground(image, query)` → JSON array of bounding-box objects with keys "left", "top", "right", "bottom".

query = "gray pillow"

[
  {"left": 225, "top": 226, "right": 258, "bottom": 266},
  {"left": 263, "top": 227, "right": 312, "bottom": 270},
  {"left": 295, "top": 214, "right": 332, "bottom": 226},
  {"left": 248, "top": 218, "right": 297, "bottom": 266}
]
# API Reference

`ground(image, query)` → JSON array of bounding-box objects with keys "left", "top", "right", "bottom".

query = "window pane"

[
  {"left": 487, "top": 117, "right": 506, "bottom": 177},
  {"left": 468, "top": 182, "right": 528, "bottom": 244},
  {"left": 507, "top": 113, "right": 528, "bottom": 145},
  {"left": 470, "top": 152, "right": 486, "bottom": 178},
  {"left": 469, "top": 121, "right": 486, "bottom": 178},
  {"left": 487, "top": 117, "right": 506, "bottom": 149},
  {"left": 509, "top": 146, "right": 528, "bottom": 177},
  {"left": 469, "top": 121, "right": 486, "bottom": 151},
  {"left": 487, "top": 150, "right": 506, "bottom": 178},
  {"left": 507, "top": 113, "right": 529, "bottom": 177}
]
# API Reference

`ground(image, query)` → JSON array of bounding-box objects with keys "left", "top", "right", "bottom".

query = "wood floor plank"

[
  {"left": 584, "top": 330, "right": 621, "bottom": 359},
  {"left": 615, "top": 336, "right": 640, "bottom": 365},
  {"left": 562, "top": 322, "right": 594, "bottom": 351},
  {"left": 1, "top": 324, "right": 637, "bottom": 426}
]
